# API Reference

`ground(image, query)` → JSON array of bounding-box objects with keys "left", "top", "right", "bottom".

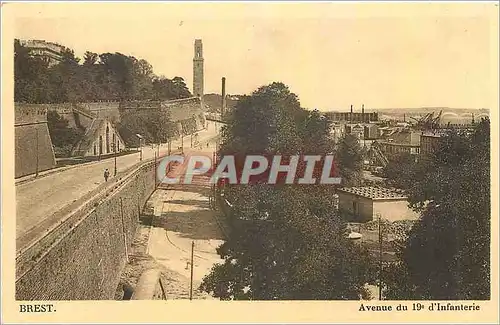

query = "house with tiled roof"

[{"left": 337, "top": 186, "right": 419, "bottom": 222}]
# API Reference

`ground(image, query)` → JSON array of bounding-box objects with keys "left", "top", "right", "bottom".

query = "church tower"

[{"left": 193, "top": 39, "right": 204, "bottom": 98}]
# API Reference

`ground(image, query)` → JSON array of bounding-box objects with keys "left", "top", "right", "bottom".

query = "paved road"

[{"left": 16, "top": 121, "right": 221, "bottom": 241}]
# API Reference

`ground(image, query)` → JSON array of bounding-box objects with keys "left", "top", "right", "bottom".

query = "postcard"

[{"left": 1, "top": 1, "right": 498, "bottom": 323}]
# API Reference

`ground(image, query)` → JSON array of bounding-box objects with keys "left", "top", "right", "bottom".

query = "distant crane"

[
  {"left": 368, "top": 141, "right": 389, "bottom": 168},
  {"left": 409, "top": 110, "right": 442, "bottom": 130}
]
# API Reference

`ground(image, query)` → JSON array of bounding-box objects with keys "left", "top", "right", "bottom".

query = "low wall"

[{"left": 15, "top": 160, "right": 157, "bottom": 300}]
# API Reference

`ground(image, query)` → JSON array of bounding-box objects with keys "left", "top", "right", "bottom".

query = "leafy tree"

[
  {"left": 152, "top": 77, "right": 192, "bottom": 100},
  {"left": 14, "top": 39, "right": 192, "bottom": 103},
  {"left": 298, "top": 110, "right": 334, "bottom": 155},
  {"left": 220, "top": 82, "right": 303, "bottom": 156},
  {"left": 382, "top": 152, "right": 418, "bottom": 189},
  {"left": 384, "top": 119, "right": 490, "bottom": 300},
  {"left": 201, "top": 186, "right": 374, "bottom": 300},
  {"left": 47, "top": 111, "right": 83, "bottom": 156},
  {"left": 83, "top": 51, "right": 98, "bottom": 66},
  {"left": 180, "top": 117, "right": 198, "bottom": 135},
  {"left": 200, "top": 82, "right": 374, "bottom": 300},
  {"left": 335, "top": 133, "right": 363, "bottom": 187},
  {"left": 60, "top": 48, "right": 80, "bottom": 65},
  {"left": 14, "top": 40, "right": 51, "bottom": 103},
  {"left": 119, "top": 110, "right": 177, "bottom": 145},
  {"left": 52, "top": 48, "right": 83, "bottom": 102},
  {"left": 172, "top": 76, "right": 191, "bottom": 98}
]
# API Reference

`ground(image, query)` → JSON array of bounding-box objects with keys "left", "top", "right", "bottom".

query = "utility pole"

[
  {"left": 35, "top": 128, "right": 39, "bottom": 177},
  {"left": 221, "top": 77, "right": 226, "bottom": 119},
  {"left": 154, "top": 151, "right": 158, "bottom": 188},
  {"left": 113, "top": 143, "right": 117, "bottom": 177},
  {"left": 181, "top": 132, "right": 184, "bottom": 154},
  {"left": 378, "top": 213, "right": 383, "bottom": 300},
  {"left": 190, "top": 241, "right": 194, "bottom": 300},
  {"left": 140, "top": 139, "right": 143, "bottom": 161}
]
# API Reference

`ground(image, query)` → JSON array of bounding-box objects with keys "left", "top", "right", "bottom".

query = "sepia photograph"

[{"left": 1, "top": 1, "right": 499, "bottom": 323}]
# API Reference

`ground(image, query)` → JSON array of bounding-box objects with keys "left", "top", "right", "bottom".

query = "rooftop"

[
  {"left": 19, "top": 39, "right": 65, "bottom": 52},
  {"left": 338, "top": 186, "right": 407, "bottom": 200}
]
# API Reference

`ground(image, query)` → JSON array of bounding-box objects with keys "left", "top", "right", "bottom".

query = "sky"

[{"left": 8, "top": 2, "right": 499, "bottom": 111}]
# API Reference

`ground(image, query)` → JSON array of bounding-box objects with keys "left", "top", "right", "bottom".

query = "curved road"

[{"left": 16, "top": 121, "right": 222, "bottom": 246}]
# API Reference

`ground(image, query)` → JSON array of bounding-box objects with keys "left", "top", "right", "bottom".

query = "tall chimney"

[
  {"left": 350, "top": 105, "right": 353, "bottom": 123},
  {"left": 362, "top": 104, "right": 365, "bottom": 123},
  {"left": 221, "top": 77, "right": 226, "bottom": 117}
]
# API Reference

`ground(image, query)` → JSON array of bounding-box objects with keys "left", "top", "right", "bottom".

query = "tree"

[
  {"left": 137, "top": 59, "right": 153, "bottom": 77},
  {"left": 83, "top": 51, "right": 98, "bottom": 66},
  {"left": 152, "top": 77, "right": 192, "bottom": 100},
  {"left": 47, "top": 111, "right": 83, "bottom": 156},
  {"left": 201, "top": 186, "right": 374, "bottom": 300},
  {"left": 384, "top": 119, "right": 490, "bottom": 300},
  {"left": 119, "top": 110, "right": 177, "bottom": 145},
  {"left": 382, "top": 152, "right": 418, "bottom": 189},
  {"left": 171, "top": 76, "right": 191, "bottom": 98},
  {"left": 14, "top": 39, "right": 51, "bottom": 103},
  {"left": 220, "top": 82, "right": 303, "bottom": 157},
  {"left": 200, "top": 82, "right": 374, "bottom": 300},
  {"left": 298, "top": 110, "right": 334, "bottom": 155},
  {"left": 52, "top": 48, "right": 83, "bottom": 102},
  {"left": 14, "top": 41, "right": 189, "bottom": 103},
  {"left": 60, "top": 48, "right": 80, "bottom": 65},
  {"left": 145, "top": 110, "right": 177, "bottom": 144},
  {"left": 335, "top": 133, "right": 363, "bottom": 187}
]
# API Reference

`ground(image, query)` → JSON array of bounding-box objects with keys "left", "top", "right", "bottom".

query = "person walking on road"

[{"left": 104, "top": 168, "right": 110, "bottom": 182}]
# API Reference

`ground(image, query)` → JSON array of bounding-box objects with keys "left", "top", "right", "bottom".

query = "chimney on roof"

[
  {"left": 362, "top": 104, "right": 365, "bottom": 123},
  {"left": 350, "top": 104, "right": 353, "bottom": 123},
  {"left": 221, "top": 77, "right": 226, "bottom": 117}
]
